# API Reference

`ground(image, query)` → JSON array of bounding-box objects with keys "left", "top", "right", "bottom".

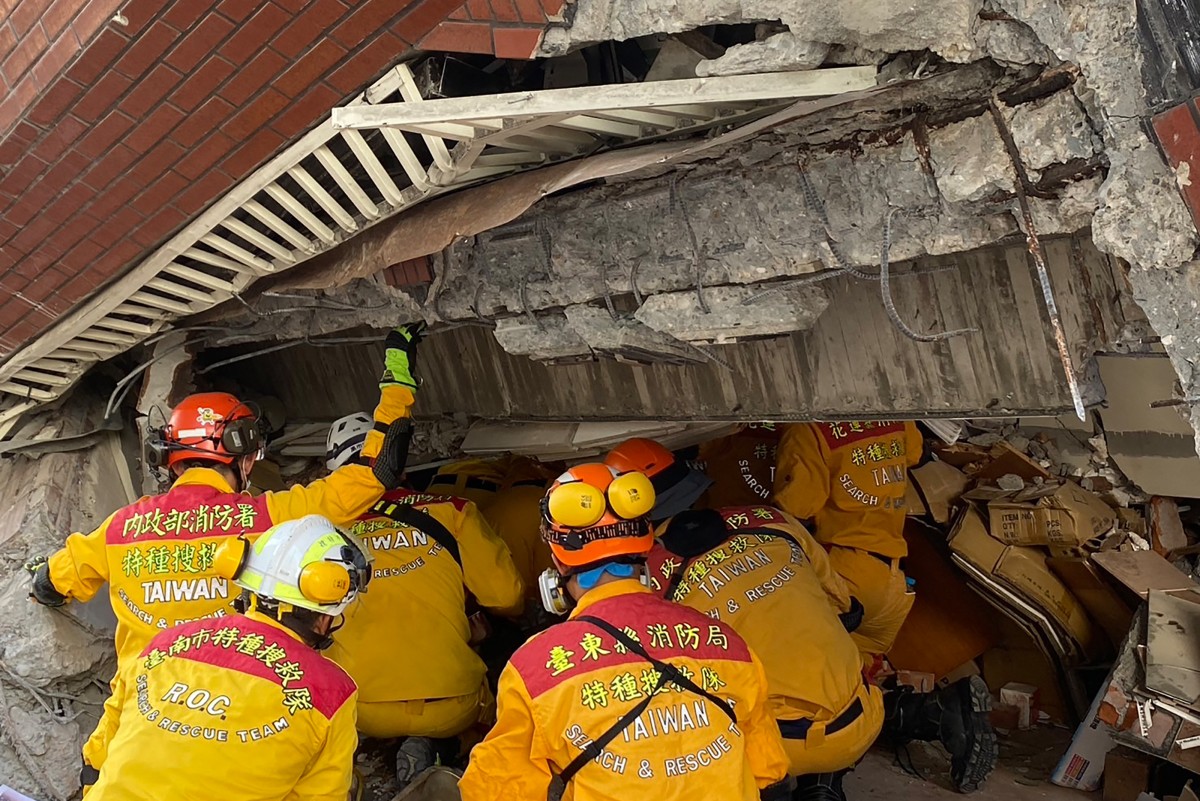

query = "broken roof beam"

[{"left": 331, "top": 69, "right": 879, "bottom": 132}]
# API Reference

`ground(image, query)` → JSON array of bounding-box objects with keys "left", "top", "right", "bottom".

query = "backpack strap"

[
  {"left": 368, "top": 500, "right": 462, "bottom": 569},
  {"left": 549, "top": 614, "right": 737, "bottom": 797}
]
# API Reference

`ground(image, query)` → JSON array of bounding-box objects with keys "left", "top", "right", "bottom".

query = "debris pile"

[{"left": 893, "top": 418, "right": 1200, "bottom": 799}]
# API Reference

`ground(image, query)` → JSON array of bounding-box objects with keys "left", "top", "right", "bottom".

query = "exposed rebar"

[
  {"left": 797, "top": 167, "right": 873, "bottom": 281},
  {"left": 878, "top": 207, "right": 976, "bottom": 342},
  {"left": 988, "top": 97, "right": 1086, "bottom": 421},
  {"left": 670, "top": 175, "right": 710, "bottom": 314}
]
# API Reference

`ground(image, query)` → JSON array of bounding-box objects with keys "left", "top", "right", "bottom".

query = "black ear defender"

[
  {"left": 220, "top": 418, "right": 263, "bottom": 455},
  {"left": 144, "top": 427, "right": 171, "bottom": 469}
]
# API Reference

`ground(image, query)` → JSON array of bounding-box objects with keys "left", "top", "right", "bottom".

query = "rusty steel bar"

[{"left": 988, "top": 97, "right": 1087, "bottom": 421}]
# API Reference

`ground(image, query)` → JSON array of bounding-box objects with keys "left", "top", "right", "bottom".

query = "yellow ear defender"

[
  {"left": 298, "top": 561, "right": 353, "bottom": 605},
  {"left": 547, "top": 481, "right": 607, "bottom": 528},
  {"left": 213, "top": 536, "right": 250, "bottom": 580},
  {"left": 607, "top": 471, "right": 655, "bottom": 519}
]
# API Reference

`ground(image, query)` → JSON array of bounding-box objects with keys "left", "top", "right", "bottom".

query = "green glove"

[{"left": 380, "top": 322, "right": 426, "bottom": 391}]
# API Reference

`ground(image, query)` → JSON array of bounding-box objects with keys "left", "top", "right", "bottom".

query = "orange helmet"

[
  {"left": 605, "top": 438, "right": 713, "bottom": 521},
  {"left": 161, "top": 392, "right": 262, "bottom": 470},
  {"left": 540, "top": 463, "right": 656, "bottom": 568}
]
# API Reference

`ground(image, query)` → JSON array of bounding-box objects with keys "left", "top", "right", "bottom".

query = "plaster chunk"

[
  {"left": 633, "top": 284, "right": 830, "bottom": 342},
  {"left": 928, "top": 114, "right": 1017, "bottom": 203},
  {"left": 695, "top": 33, "right": 830, "bottom": 77},
  {"left": 1093, "top": 135, "right": 1199, "bottom": 272},
  {"left": 538, "top": 0, "right": 984, "bottom": 63},
  {"left": 562, "top": 304, "right": 704, "bottom": 363},
  {"left": 1004, "top": 91, "right": 1098, "bottom": 178},
  {"left": 0, "top": 577, "right": 110, "bottom": 686},
  {"left": 973, "top": 18, "right": 1052, "bottom": 67},
  {"left": 493, "top": 314, "right": 591, "bottom": 360}
]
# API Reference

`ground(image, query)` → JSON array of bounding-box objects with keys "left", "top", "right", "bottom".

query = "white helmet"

[
  {"left": 215, "top": 514, "right": 372, "bottom": 618},
  {"left": 326, "top": 412, "right": 373, "bottom": 471}
]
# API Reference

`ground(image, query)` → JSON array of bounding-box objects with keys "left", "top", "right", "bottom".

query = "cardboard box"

[
  {"left": 1051, "top": 674, "right": 1118, "bottom": 791},
  {"left": 910, "top": 460, "right": 970, "bottom": 524},
  {"left": 1048, "top": 556, "right": 1136, "bottom": 649},
  {"left": 950, "top": 507, "right": 1097, "bottom": 652},
  {"left": 1103, "top": 747, "right": 1155, "bottom": 801},
  {"left": 999, "top": 682, "right": 1040, "bottom": 729},
  {"left": 987, "top": 481, "right": 1117, "bottom": 547},
  {"left": 904, "top": 479, "right": 927, "bottom": 518}
]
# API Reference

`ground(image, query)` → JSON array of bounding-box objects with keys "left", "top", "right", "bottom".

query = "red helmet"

[
  {"left": 163, "top": 392, "right": 261, "bottom": 470},
  {"left": 540, "top": 463, "right": 656, "bottom": 568}
]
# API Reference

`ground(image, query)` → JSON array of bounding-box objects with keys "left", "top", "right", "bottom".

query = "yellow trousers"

[
  {"left": 828, "top": 546, "right": 916, "bottom": 660},
  {"left": 356, "top": 683, "right": 495, "bottom": 740},
  {"left": 780, "top": 683, "right": 885, "bottom": 775}
]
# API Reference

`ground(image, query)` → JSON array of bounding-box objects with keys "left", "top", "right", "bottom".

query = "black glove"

[
  {"left": 839, "top": 596, "right": 865, "bottom": 633},
  {"left": 760, "top": 776, "right": 797, "bottom": 800},
  {"left": 380, "top": 322, "right": 426, "bottom": 392},
  {"left": 80, "top": 758, "right": 100, "bottom": 788},
  {"left": 373, "top": 419, "right": 413, "bottom": 490},
  {"left": 25, "top": 556, "right": 67, "bottom": 607}
]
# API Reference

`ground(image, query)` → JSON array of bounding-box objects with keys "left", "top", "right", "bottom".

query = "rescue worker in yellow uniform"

[
  {"left": 773, "top": 421, "right": 996, "bottom": 793},
  {"left": 694, "top": 423, "right": 783, "bottom": 509},
  {"left": 427, "top": 454, "right": 558, "bottom": 599},
  {"left": 24, "top": 323, "right": 424, "bottom": 789},
  {"left": 608, "top": 438, "right": 881, "bottom": 801},
  {"left": 459, "top": 463, "right": 794, "bottom": 801},
  {"left": 85, "top": 514, "right": 371, "bottom": 800},
  {"left": 322, "top": 413, "right": 526, "bottom": 789}
]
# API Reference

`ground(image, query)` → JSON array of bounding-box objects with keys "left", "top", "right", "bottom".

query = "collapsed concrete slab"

[
  {"left": 633, "top": 284, "right": 830, "bottom": 343},
  {"left": 431, "top": 84, "right": 1098, "bottom": 322},
  {"left": 561, "top": 304, "right": 708, "bottom": 364}
]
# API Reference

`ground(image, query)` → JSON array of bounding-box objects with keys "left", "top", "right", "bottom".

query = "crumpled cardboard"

[{"left": 985, "top": 481, "right": 1116, "bottom": 547}]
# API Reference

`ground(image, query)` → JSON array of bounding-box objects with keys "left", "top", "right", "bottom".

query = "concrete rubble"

[
  {"left": 696, "top": 32, "right": 830, "bottom": 77},
  {"left": 0, "top": 389, "right": 123, "bottom": 800},
  {"left": 535, "top": 0, "right": 1200, "bottom": 450},
  {"left": 632, "top": 284, "right": 830, "bottom": 343}
]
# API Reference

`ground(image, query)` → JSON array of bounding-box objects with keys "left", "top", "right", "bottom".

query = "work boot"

[
  {"left": 792, "top": 771, "right": 847, "bottom": 801},
  {"left": 395, "top": 736, "right": 437, "bottom": 790},
  {"left": 883, "top": 676, "right": 997, "bottom": 793}
]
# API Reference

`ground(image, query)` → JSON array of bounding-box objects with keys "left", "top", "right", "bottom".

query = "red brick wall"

[
  {"left": 0, "top": 0, "right": 469, "bottom": 353},
  {"left": 420, "top": 0, "right": 564, "bottom": 58},
  {"left": 1153, "top": 100, "right": 1200, "bottom": 230},
  {"left": 0, "top": 0, "right": 125, "bottom": 141}
]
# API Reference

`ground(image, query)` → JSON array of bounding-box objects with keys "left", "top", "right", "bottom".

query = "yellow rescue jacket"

[
  {"left": 459, "top": 579, "right": 790, "bottom": 801},
  {"left": 773, "top": 421, "right": 923, "bottom": 558},
  {"left": 326, "top": 489, "right": 525, "bottom": 704},
  {"left": 696, "top": 424, "right": 782, "bottom": 509},
  {"left": 428, "top": 455, "right": 555, "bottom": 599},
  {"left": 647, "top": 506, "right": 865, "bottom": 724},
  {"left": 47, "top": 385, "right": 414, "bottom": 669},
  {"left": 87, "top": 610, "right": 358, "bottom": 801}
]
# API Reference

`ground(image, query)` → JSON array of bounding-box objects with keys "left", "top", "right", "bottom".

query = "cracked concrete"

[
  {"left": 431, "top": 85, "right": 1101, "bottom": 362},
  {"left": 524, "top": 0, "right": 1200, "bottom": 447},
  {"left": 539, "top": 0, "right": 986, "bottom": 63}
]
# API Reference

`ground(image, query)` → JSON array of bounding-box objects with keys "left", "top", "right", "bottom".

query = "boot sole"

[{"left": 953, "top": 676, "right": 997, "bottom": 794}]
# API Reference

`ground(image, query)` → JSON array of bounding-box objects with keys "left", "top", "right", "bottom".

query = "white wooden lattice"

[{"left": 0, "top": 65, "right": 877, "bottom": 427}]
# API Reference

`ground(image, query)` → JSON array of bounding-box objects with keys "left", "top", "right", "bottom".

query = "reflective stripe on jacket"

[
  {"left": 459, "top": 579, "right": 790, "bottom": 801},
  {"left": 327, "top": 489, "right": 524, "bottom": 703},
  {"left": 87, "top": 611, "right": 358, "bottom": 801},
  {"left": 773, "top": 421, "right": 922, "bottom": 558}
]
